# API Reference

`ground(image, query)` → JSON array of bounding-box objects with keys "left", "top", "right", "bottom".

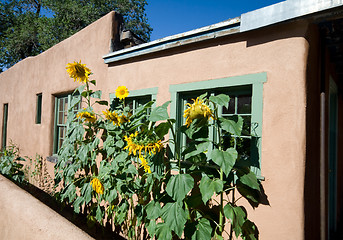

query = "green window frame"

[
  {"left": 170, "top": 73, "right": 266, "bottom": 176},
  {"left": 36, "top": 93, "right": 42, "bottom": 124},
  {"left": 53, "top": 94, "right": 80, "bottom": 154},
  {"left": 109, "top": 87, "right": 158, "bottom": 113},
  {"left": 2, "top": 103, "right": 8, "bottom": 149}
]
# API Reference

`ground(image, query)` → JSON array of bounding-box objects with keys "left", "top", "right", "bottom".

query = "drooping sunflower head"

[
  {"left": 103, "top": 109, "right": 130, "bottom": 126},
  {"left": 139, "top": 155, "right": 152, "bottom": 174},
  {"left": 90, "top": 177, "right": 104, "bottom": 195},
  {"left": 115, "top": 86, "right": 129, "bottom": 100},
  {"left": 124, "top": 131, "right": 163, "bottom": 157},
  {"left": 66, "top": 61, "right": 91, "bottom": 83},
  {"left": 103, "top": 109, "right": 120, "bottom": 125},
  {"left": 76, "top": 110, "right": 97, "bottom": 123},
  {"left": 183, "top": 97, "right": 214, "bottom": 127}
]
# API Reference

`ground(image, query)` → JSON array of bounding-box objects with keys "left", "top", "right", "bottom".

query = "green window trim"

[
  {"left": 36, "top": 93, "right": 42, "bottom": 124},
  {"left": 2, "top": 103, "right": 8, "bottom": 149},
  {"left": 169, "top": 72, "right": 266, "bottom": 177},
  {"left": 53, "top": 94, "right": 81, "bottom": 154}
]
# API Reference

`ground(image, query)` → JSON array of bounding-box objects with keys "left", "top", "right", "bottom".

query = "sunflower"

[
  {"left": 139, "top": 155, "right": 152, "bottom": 173},
  {"left": 115, "top": 86, "right": 129, "bottom": 100},
  {"left": 90, "top": 177, "right": 104, "bottom": 194},
  {"left": 76, "top": 111, "right": 97, "bottom": 123},
  {"left": 66, "top": 61, "right": 91, "bottom": 83},
  {"left": 124, "top": 131, "right": 163, "bottom": 157},
  {"left": 103, "top": 109, "right": 130, "bottom": 126},
  {"left": 183, "top": 97, "right": 214, "bottom": 127}
]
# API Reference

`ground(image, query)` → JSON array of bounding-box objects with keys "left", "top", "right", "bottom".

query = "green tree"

[{"left": 0, "top": 0, "right": 152, "bottom": 72}]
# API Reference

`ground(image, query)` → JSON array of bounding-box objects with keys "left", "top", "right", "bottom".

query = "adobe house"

[{"left": 1, "top": 0, "right": 343, "bottom": 239}]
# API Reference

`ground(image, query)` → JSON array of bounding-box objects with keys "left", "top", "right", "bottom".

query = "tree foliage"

[{"left": 0, "top": 0, "right": 152, "bottom": 72}]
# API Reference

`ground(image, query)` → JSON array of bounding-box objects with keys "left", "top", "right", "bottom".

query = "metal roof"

[{"left": 103, "top": 0, "right": 343, "bottom": 64}]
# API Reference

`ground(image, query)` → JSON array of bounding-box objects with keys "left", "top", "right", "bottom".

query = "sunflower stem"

[
  {"left": 168, "top": 119, "right": 181, "bottom": 172},
  {"left": 86, "top": 82, "right": 91, "bottom": 107}
]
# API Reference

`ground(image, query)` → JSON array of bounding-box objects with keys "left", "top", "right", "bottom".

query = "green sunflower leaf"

[
  {"left": 161, "top": 202, "right": 187, "bottom": 237},
  {"left": 149, "top": 101, "right": 171, "bottom": 122},
  {"left": 199, "top": 175, "right": 224, "bottom": 204},
  {"left": 209, "top": 94, "right": 230, "bottom": 109},
  {"left": 166, "top": 174, "right": 194, "bottom": 202},
  {"left": 156, "top": 223, "right": 172, "bottom": 240},
  {"left": 219, "top": 115, "right": 243, "bottom": 136},
  {"left": 211, "top": 148, "right": 237, "bottom": 176},
  {"left": 191, "top": 218, "right": 212, "bottom": 240}
]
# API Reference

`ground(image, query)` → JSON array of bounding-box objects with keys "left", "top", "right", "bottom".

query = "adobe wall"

[
  {"left": 0, "top": 13, "right": 313, "bottom": 240},
  {"left": 104, "top": 20, "right": 311, "bottom": 240},
  {"left": 0, "top": 11, "right": 116, "bottom": 159}
]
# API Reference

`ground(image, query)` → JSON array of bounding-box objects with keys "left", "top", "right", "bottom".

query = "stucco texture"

[
  {"left": 106, "top": 21, "right": 309, "bottom": 239},
  {"left": 0, "top": 12, "right": 311, "bottom": 240}
]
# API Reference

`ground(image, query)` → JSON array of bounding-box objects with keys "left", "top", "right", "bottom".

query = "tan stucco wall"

[
  {"left": 0, "top": 175, "right": 94, "bottom": 240},
  {"left": 0, "top": 11, "right": 115, "bottom": 158},
  {"left": 106, "top": 21, "right": 309, "bottom": 239},
  {"left": 0, "top": 13, "right": 312, "bottom": 240}
]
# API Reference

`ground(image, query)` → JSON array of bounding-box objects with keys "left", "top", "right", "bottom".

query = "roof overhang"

[{"left": 103, "top": 0, "right": 343, "bottom": 64}]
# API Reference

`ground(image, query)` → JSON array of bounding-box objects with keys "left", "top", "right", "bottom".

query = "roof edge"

[
  {"left": 241, "top": 0, "right": 343, "bottom": 32},
  {"left": 103, "top": 17, "right": 240, "bottom": 63}
]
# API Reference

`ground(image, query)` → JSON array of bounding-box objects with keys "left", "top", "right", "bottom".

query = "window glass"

[
  {"left": 36, "top": 93, "right": 42, "bottom": 124},
  {"left": 2, "top": 104, "right": 8, "bottom": 149},
  {"left": 178, "top": 86, "right": 253, "bottom": 164},
  {"left": 54, "top": 94, "right": 80, "bottom": 154}
]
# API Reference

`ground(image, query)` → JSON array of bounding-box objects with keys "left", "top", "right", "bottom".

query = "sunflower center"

[
  {"left": 189, "top": 104, "right": 206, "bottom": 119},
  {"left": 75, "top": 64, "right": 85, "bottom": 75}
]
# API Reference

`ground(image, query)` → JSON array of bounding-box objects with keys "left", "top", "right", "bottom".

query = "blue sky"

[{"left": 146, "top": 0, "right": 284, "bottom": 40}]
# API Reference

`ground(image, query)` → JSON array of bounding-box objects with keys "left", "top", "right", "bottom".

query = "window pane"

[
  {"left": 58, "top": 111, "right": 64, "bottom": 124},
  {"left": 59, "top": 98, "right": 64, "bottom": 111},
  {"left": 64, "top": 98, "right": 68, "bottom": 112},
  {"left": 237, "top": 95, "right": 251, "bottom": 114},
  {"left": 236, "top": 137, "right": 251, "bottom": 161},
  {"left": 223, "top": 97, "right": 235, "bottom": 114},
  {"left": 242, "top": 116, "right": 251, "bottom": 136},
  {"left": 63, "top": 111, "right": 68, "bottom": 124}
]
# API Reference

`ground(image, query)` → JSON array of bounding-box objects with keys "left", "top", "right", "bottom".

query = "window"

[
  {"left": 53, "top": 94, "right": 80, "bottom": 154},
  {"left": 109, "top": 87, "right": 158, "bottom": 113},
  {"left": 2, "top": 103, "right": 8, "bottom": 149},
  {"left": 170, "top": 73, "right": 266, "bottom": 176},
  {"left": 36, "top": 93, "right": 42, "bottom": 124}
]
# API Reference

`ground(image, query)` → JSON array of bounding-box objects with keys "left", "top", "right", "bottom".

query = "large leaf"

[
  {"left": 155, "top": 122, "right": 171, "bottom": 139},
  {"left": 81, "top": 182, "right": 92, "bottom": 204},
  {"left": 147, "top": 220, "right": 157, "bottom": 239},
  {"left": 211, "top": 148, "right": 237, "bottom": 176},
  {"left": 219, "top": 115, "right": 243, "bottom": 136},
  {"left": 242, "top": 220, "right": 258, "bottom": 240},
  {"left": 191, "top": 218, "right": 212, "bottom": 240},
  {"left": 156, "top": 223, "right": 172, "bottom": 240},
  {"left": 236, "top": 182, "right": 260, "bottom": 204},
  {"left": 184, "top": 141, "right": 209, "bottom": 160},
  {"left": 161, "top": 202, "right": 187, "bottom": 237},
  {"left": 238, "top": 171, "right": 260, "bottom": 191},
  {"left": 224, "top": 203, "right": 235, "bottom": 222},
  {"left": 73, "top": 196, "right": 84, "bottom": 214},
  {"left": 90, "top": 90, "right": 102, "bottom": 99},
  {"left": 149, "top": 101, "right": 171, "bottom": 122},
  {"left": 166, "top": 174, "right": 194, "bottom": 202},
  {"left": 145, "top": 200, "right": 162, "bottom": 220},
  {"left": 233, "top": 206, "right": 247, "bottom": 237},
  {"left": 209, "top": 94, "right": 230, "bottom": 109},
  {"left": 199, "top": 175, "right": 223, "bottom": 204}
]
